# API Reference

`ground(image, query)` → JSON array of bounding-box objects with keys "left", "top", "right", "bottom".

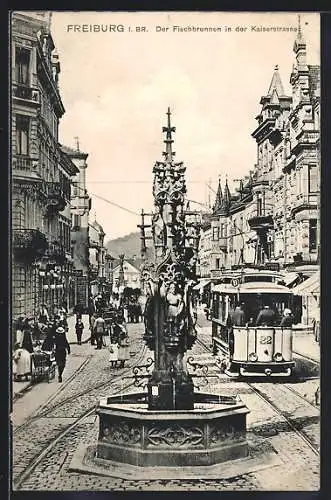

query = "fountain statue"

[{"left": 70, "top": 109, "right": 252, "bottom": 479}]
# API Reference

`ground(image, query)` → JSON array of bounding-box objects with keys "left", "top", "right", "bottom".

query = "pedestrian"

[
  {"left": 231, "top": 304, "right": 246, "bottom": 326},
  {"left": 38, "top": 304, "right": 49, "bottom": 325},
  {"left": 13, "top": 342, "right": 32, "bottom": 381},
  {"left": 74, "top": 303, "right": 83, "bottom": 322},
  {"left": 108, "top": 327, "right": 119, "bottom": 368},
  {"left": 54, "top": 326, "right": 70, "bottom": 382},
  {"left": 117, "top": 324, "right": 129, "bottom": 368},
  {"left": 22, "top": 319, "right": 34, "bottom": 354},
  {"left": 256, "top": 305, "right": 276, "bottom": 326},
  {"left": 75, "top": 317, "right": 84, "bottom": 345},
  {"left": 90, "top": 313, "right": 96, "bottom": 345},
  {"left": 93, "top": 315, "right": 106, "bottom": 349},
  {"left": 41, "top": 325, "right": 55, "bottom": 352},
  {"left": 280, "top": 308, "right": 294, "bottom": 327},
  {"left": 14, "top": 317, "right": 25, "bottom": 346}
]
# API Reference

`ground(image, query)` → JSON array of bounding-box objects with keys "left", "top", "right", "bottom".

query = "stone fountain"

[{"left": 70, "top": 109, "right": 272, "bottom": 480}]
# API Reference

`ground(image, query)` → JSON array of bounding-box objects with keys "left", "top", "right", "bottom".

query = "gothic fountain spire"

[{"left": 162, "top": 107, "right": 176, "bottom": 163}]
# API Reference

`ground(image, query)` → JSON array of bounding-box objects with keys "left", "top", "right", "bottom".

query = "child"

[{"left": 75, "top": 318, "right": 84, "bottom": 345}]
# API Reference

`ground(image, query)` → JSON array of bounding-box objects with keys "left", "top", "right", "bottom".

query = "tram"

[{"left": 211, "top": 268, "right": 295, "bottom": 377}]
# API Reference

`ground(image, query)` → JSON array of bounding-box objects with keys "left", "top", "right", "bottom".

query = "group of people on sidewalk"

[
  {"left": 12, "top": 292, "right": 134, "bottom": 388},
  {"left": 13, "top": 303, "right": 71, "bottom": 384}
]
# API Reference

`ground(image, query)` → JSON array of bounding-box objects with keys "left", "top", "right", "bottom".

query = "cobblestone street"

[{"left": 12, "top": 317, "right": 320, "bottom": 491}]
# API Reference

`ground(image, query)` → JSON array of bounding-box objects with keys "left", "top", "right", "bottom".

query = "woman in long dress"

[
  {"left": 13, "top": 342, "right": 32, "bottom": 381},
  {"left": 117, "top": 326, "right": 130, "bottom": 368}
]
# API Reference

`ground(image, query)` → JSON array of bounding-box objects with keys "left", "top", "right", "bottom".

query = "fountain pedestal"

[{"left": 96, "top": 393, "right": 249, "bottom": 468}]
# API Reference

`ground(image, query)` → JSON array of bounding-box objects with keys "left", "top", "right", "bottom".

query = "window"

[
  {"left": 257, "top": 194, "right": 263, "bottom": 216},
  {"left": 73, "top": 214, "right": 80, "bottom": 228},
  {"left": 212, "top": 227, "right": 219, "bottom": 241},
  {"left": 215, "top": 258, "right": 220, "bottom": 270},
  {"left": 15, "top": 47, "right": 30, "bottom": 85},
  {"left": 16, "top": 115, "right": 29, "bottom": 155},
  {"left": 308, "top": 165, "right": 318, "bottom": 193},
  {"left": 309, "top": 219, "right": 317, "bottom": 251},
  {"left": 220, "top": 223, "right": 226, "bottom": 238}
]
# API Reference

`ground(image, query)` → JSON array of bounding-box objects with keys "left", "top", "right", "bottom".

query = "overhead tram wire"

[
  {"left": 89, "top": 193, "right": 140, "bottom": 216},
  {"left": 88, "top": 192, "right": 210, "bottom": 216}
]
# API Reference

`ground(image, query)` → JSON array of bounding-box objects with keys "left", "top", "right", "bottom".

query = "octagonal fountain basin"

[{"left": 95, "top": 392, "right": 249, "bottom": 468}]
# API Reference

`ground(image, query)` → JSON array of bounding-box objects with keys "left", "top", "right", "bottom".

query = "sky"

[{"left": 49, "top": 11, "right": 320, "bottom": 240}]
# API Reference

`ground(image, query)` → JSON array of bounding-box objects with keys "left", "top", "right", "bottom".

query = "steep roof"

[
  {"left": 267, "top": 65, "right": 285, "bottom": 97},
  {"left": 213, "top": 179, "right": 223, "bottom": 214}
]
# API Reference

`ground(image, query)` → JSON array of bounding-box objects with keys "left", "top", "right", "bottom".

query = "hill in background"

[
  {"left": 105, "top": 232, "right": 154, "bottom": 263},
  {"left": 105, "top": 231, "right": 141, "bottom": 259}
]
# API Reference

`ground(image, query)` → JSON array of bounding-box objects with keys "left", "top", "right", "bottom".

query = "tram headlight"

[
  {"left": 248, "top": 352, "right": 258, "bottom": 362},
  {"left": 273, "top": 352, "right": 283, "bottom": 362}
]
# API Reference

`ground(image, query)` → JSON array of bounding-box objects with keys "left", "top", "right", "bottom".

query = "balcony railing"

[
  {"left": 291, "top": 194, "right": 318, "bottom": 216},
  {"left": 13, "top": 84, "right": 40, "bottom": 103},
  {"left": 248, "top": 212, "right": 274, "bottom": 230},
  {"left": 12, "top": 229, "right": 48, "bottom": 261},
  {"left": 13, "top": 155, "right": 37, "bottom": 173},
  {"left": 46, "top": 182, "right": 66, "bottom": 214}
]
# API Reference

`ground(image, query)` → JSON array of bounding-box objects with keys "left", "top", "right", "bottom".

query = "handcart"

[{"left": 31, "top": 350, "right": 56, "bottom": 383}]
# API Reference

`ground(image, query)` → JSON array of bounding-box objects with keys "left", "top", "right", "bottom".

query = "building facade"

[
  {"left": 198, "top": 23, "right": 320, "bottom": 323},
  {"left": 11, "top": 12, "right": 78, "bottom": 319},
  {"left": 89, "top": 218, "right": 108, "bottom": 296},
  {"left": 112, "top": 259, "right": 141, "bottom": 291},
  {"left": 62, "top": 144, "right": 92, "bottom": 310}
]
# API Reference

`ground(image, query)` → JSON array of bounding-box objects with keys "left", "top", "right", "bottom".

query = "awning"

[
  {"left": 283, "top": 272, "right": 299, "bottom": 287},
  {"left": 193, "top": 279, "right": 211, "bottom": 291},
  {"left": 292, "top": 272, "right": 320, "bottom": 296}
]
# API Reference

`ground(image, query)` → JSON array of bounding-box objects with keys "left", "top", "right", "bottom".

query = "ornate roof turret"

[
  {"left": 212, "top": 178, "right": 223, "bottom": 214},
  {"left": 267, "top": 65, "right": 285, "bottom": 97},
  {"left": 218, "top": 177, "right": 231, "bottom": 215},
  {"left": 292, "top": 15, "right": 308, "bottom": 75}
]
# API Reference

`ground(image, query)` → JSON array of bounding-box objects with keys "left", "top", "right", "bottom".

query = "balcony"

[
  {"left": 248, "top": 212, "right": 274, "bottom": 231},
  {"left": 291, "top": 194, "right": 318, "bottom": 217},
  {"left": 12, "top": 229, "right": 48, "bottom": 261},
  {"left": 13, "top": 84, "right": 40, "bottom": 104},
  {"left": 291, "top": 130, "right": 319, "bottom": 155},
  {"left": 12, "top": 155, "right": 41, "bottom": 179},
  {"left": 46, "top": 182, "right": 66, "bottom": 215},
  {"left": 45, "top": 241, "right": 66, "bottom": 264}
]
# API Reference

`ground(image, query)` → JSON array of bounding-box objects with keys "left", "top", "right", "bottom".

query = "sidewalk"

[
  {"left": 293, "top": 331, "right": 320, "bottom": 363},
  {"left": 12, "top": 314, "right": 91, "bottom": 402}
]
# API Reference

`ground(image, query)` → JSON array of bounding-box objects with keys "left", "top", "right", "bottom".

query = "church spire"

[
  {"left": 213, "top": 178, "right": 223, "bottom": 213},
  {"left": 162, "top": 107, "right": 176, "bottom": 163}
]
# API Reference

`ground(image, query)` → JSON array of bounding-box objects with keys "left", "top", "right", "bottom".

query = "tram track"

[
  {"left": 12, "top": 336, "right": 152, "bottom": 489},
  {"left": 247, "top": 382, "right": 320, "bottom": 456},
  {"left": 193, "top": 330, "right": 320, "bottom": 457},
  {"left": 12, "top": 377, "right": 139, "bottom": 490},
  {"left": 13, "top": 342, "right": 149, "bottom": 432}
]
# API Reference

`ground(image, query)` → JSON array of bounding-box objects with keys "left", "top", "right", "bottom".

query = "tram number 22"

[{"left": 259, "top": 335, "right": 272, "bottom": 345}]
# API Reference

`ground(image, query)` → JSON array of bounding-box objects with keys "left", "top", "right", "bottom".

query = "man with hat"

[{"left": 54, "top": 326, "right": 70, "bottom": 382}]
